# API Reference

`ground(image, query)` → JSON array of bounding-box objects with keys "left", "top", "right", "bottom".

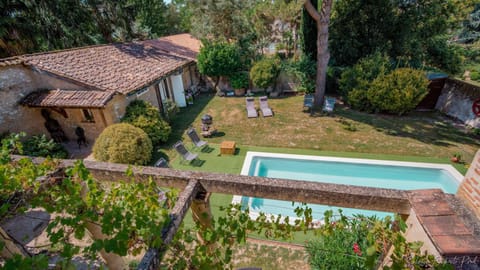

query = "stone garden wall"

[{"left": 436, "top": 78, "right": 480, "bottom": 128}]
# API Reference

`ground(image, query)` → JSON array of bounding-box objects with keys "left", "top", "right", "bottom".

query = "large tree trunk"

[{"left": 304, "top": 0, "right": 333, "bottom": 108}]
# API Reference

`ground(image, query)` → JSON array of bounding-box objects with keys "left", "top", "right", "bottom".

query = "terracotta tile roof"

[
  {"left": 0, "top": 34, "right": 199, "bottom": 96},
  {"left": 22, "top": 42, "right": 192, "bottom": 94},
  {"left": 144, "top": 33, "right": 201, "bottom": 61},
  {"left": 20, "top": 89, "right": 115, "bottom": 108},
  {"left": 0, "top": 56, "right": 23, "bottom": 67}
]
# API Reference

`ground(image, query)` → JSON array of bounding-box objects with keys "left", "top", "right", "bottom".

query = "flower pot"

[{"left": 451, "top": 157, "right": 459, "bottom": 163}]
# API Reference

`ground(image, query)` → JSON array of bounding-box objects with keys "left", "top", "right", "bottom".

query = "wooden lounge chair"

[
  {"left": 259, "top": 96, "right": 273, "bottom": 117},
  {"left": 323, "top": 97, "right": 336, "bottom": 113},
  {"left": 246, "top": 97, "right": 258, "bottom": 118},
  {"left": 173, "top": 141, "right": 198, "bottom": 164},
  {"left": 187, "top": 128, "right": 208, "bottom": 149}
]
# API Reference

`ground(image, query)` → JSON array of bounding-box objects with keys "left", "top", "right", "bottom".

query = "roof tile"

[
  {"left": 21, "top": 89, "right": 115, "bottom": 108},
  {"left": 15, "top": 34, "right": 200, "bottom": 95}
]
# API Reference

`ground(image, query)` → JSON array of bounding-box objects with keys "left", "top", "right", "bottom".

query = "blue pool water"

[{"left": 239, "top": 155, "right": 462, "bottom": 220}]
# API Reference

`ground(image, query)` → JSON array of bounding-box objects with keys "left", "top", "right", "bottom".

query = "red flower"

[{"left": 353, "top": 243, "right": 362, "bottom": 256}]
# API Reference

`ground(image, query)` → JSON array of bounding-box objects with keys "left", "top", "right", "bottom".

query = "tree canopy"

[
  {"left": 197, "top": 41, "right": 242, "bottom": 91},
  {"left": 328, "top": 0, "right": 474, "bottom": 72},
  {"left": 458, "top": 4, "right": 480, "bottom": 44},
  {"left": 0, "top": 0, "right": 181, "bottom": 58},
  {"left": 187, "top": 0, "right": 254, "bottom": 42}
]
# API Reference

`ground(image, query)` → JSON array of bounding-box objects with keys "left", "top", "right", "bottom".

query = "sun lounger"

[
  {"left": 173, "top": 141, "right": 198, "bottom": 164},
  {"left": 304, "top": 94, "right": 314, "bottom": 111},
  {"left": 323, "top": 97, "right": 336, "bottom": 113},
  {"left": 154, "top": 157, "right": 169, "bottom": 168},
  {"left": 187, "top": 128, "right": 208, "bottom": 149},
  {"left": 259, "top": 96, "right": 273, "bottom": 117},
  {"left": 246, "top": 97, "right": 258, "bottom": 118}
]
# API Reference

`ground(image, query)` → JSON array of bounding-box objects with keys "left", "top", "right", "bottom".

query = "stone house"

[{"left": 0, "top": 34, "right": 201, "bottom": 143}]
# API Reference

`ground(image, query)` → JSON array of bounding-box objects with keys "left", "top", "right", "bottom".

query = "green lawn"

[
  {"left": 158, "top": 94, "right": 479, "bottom": 163},
  {"left": 156, "top": 93, "right": 477, "bottom": 173}
]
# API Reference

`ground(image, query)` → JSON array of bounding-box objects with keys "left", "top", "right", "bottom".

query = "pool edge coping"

[{"left": 240, "top": 151, "right": 464, "bottom": 184}]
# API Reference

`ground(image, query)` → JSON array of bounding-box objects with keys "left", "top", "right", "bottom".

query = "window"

[
  {"left": 82, "top": 109, "right": 95, "bottom": 123},
  {"left": 136, "top": 87, "right": 149, "bottom": 97}
]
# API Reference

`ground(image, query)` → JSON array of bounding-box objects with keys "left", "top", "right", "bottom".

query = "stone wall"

[
  {"left": 0, "top": 65, "right": 83, "bottom": 136},
  {"left": 54, "top": 108, "right": 108, "bottom": 142},
  {"left": 1, "top": 62, "right": 198, "bottom": 146},
  {"left": 0, "top": 65, "right": 120, "bottom": 142},
  {"left": 457, "top": 149, "right": 480, "bottom": 220},
  {"left": 436, "top": 78, "right": 480, "bottom": 128},
  {"left": 128, "top": 85, "right": 161, "bottom": 109}
]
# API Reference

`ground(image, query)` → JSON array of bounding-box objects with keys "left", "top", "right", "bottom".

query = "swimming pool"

[{"left": 233, "top": 152, "right": 463, "bottom": 220}]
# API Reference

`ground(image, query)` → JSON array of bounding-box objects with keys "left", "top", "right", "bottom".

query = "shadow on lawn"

[
  {"left": 168, "top": 93, "right": 215, "bottom": 144},
  {"left": 334, "top": 105, "right": 480, "bottom": 148},
  {"left": 150, "top": 93, "right": 214, "bottom": 166}
]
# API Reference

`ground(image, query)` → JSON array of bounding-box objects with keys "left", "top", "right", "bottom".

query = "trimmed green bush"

[
  {"left": 347, "top": 89, "right": 374, "bottom": 113},
  {"left": 122, "top": 100, "right": 171, "bottom": 145},
  {"left": 22, "top": 134, "right": 68, "bottom": 159},
  {"left": 230, "top": 72, "right": 249, "bottom": 89},
  {"left": 93, "top": 123, "right": 152, "bottom": 165},
  {"left": 471, "top": 70, "right": 480, "bottom": 81},
  {"left": 367, "top": 68, "right": 429, "bottom": 115},
  {"left": 339, "top": 52, "right": 392, "bottom": 101},
  {"left": 250, "top": 57, "right": 281, "bottom": 90}
]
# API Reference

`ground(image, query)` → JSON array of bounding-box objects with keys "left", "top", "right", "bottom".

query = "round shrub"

[
  {"left": 230, "top": 72, "right": 249, "bottom": 89},
  {"left": 93, "top": 123, "right": 152, "bottom": 165},
  {"left": 250, "top": 57, "right": 281, "bottom": 90},
  {"left": 339, "top": 52, "right": 392, "bottom": 100},
  {"left": 470, "top": 70, "right": 480, "bottom": 81},
  {"left": 347, "top": 89, "right": 374, "bottom": 113},
  {"left": 367, "top": 68, "right": 429, "bottom": 115},
  {"left": 122, "top": 100, "right": 171, "bottom": 145}
]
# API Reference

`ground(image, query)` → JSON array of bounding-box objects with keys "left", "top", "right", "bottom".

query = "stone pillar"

[
  {"left": 456, "top": 149, "right": 480, "bottom": 220},
  {"left": 190, "top": 191, "right": 213, "bottom": 231},
  {"left": 190, "top": 189, "right": 217, "bottom": 256},
  {"left": 0, "top": 227, "right": 29, "bottom": 259}
]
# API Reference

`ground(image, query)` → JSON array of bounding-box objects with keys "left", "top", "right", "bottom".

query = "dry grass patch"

[{"left": 168, "top": 94, "right": 479, "bottom": 162}]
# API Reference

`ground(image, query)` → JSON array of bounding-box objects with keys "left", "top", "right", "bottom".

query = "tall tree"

[
  {"left": 458, "top": 4, "right": 480, "bottom": 43},
  {"left": 329, "top": 0, "right": 395, "bottom": 66},
  {"left": 188, "top": 0, "right": 254, "bottom": 42},
  {"left": 304, "top": 0, "right": 334, "bottom": 107},
  {"left": 301, "top": 0, "right": 318, "bottom": 62},
  {"left": 163, "top": 0, "right": 192, "bottom": 35},
  {"left": 329, "top": 0, "right": 475, "bottom": 69},
  {"left": 254, "top": 0, "right": 303, "bottom": 57},
  {"left": 0, "top": 0, "right": 172, "bottom": 57},
  {"left": 132, "top": 0, "right": 170, "bottom": 38},
  {"left": 0, "top": 0, "right": 98, "bottom": 57}
]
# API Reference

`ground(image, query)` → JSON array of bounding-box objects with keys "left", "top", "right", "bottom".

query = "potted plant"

[
  {"left": 230, "top": 72, "right": 249, "bottom": 96},
  {"left": 451, "top": 153, "right": 462, "bottom": 163}
]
